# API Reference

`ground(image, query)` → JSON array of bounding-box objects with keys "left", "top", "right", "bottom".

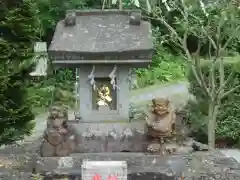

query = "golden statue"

[{"left": 97, "top": 84, "right": 112, "bottom": 107}]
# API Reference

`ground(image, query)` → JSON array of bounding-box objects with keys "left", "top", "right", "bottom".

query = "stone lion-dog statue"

[{"left": 145, "top": 98, "right": 176, "bottom": 153}]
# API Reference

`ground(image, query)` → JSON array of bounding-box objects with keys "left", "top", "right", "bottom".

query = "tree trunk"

[{"left": 208, "top": 102, "right": 219, "bottom": 148}]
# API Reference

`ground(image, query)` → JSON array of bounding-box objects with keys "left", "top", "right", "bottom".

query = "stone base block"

[
  {"left": 35, "top": 153, "right": 176, "bottom": 175},
  {"left": 72, "top": 121, "right": 148, "bottom": 153},
  {"left": 34, "top": 151, "right": 240, "bottom": 180}
]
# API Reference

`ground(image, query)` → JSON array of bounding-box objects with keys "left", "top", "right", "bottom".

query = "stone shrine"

[
  {"left": 28, "top": 8, "right": 240, "bottom": 180},
  {"left": 48, "top": 9, "right": 153, "bottom": 121},
  {"left": 45, "top": 9, "right": 197, "bottom": 155}
]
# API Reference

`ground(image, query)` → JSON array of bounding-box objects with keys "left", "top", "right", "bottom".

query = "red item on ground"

[{"left": 107, "top": 175, "right": 118, "bottom": 180}]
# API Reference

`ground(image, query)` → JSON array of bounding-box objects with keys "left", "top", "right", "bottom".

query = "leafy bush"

[
  {"left": 186, "top": 57, "right": 240, "bottom": 145},
  {"left": 36, "top": 0, "right": 87, "bottom": 38},
  {"left": 136, "top": 46, "right": 186, "bottom": 88},
  {"left": 27, "top": 69, "right": 75, "bottom": 112},
  {"left": 0, "top": 0, "right": 41, "bottom": 144},
  {"left": 149, "top": 0, "right": 240, "bottom": 55}
]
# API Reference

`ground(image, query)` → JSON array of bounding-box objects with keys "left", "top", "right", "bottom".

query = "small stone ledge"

[
  {"left": 34, "top": 151, "right": 240, "bottom": 179},
  {"left": 43, "top": 172, "right": 176, "bottom": 180},
  {"left": 0, "top": 171, "right": 33, "bottom": 180},
  {"left": 35, "top": 153, "right": 175, "bottom": 174}
]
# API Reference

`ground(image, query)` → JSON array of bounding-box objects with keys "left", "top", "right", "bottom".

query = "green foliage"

[
  {"left": 36, "top": 0, "right": 87, "bottom": 37},
  {"left": 136, "top": 46, "right": 186, "bottom": 88},
  {"left": 27, "top": 69, "right": 75, "bottom": 112},
  {"left": 149, "top": 0, "right": 240, "bottom": 54},
  {"left": 27, "top": 0, "right": 93, "bottom": 111},
  {"left": 0, "top": 0, "right": 41, "bottom": 144},
  {"left": 33, "top": 0, "right": 188, "bottom": 109},
  {"left": 186, "top": 57, "right": 240, "bottom": 144}
]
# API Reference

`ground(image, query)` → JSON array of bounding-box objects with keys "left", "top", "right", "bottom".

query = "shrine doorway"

[{"left": 91, "top": 77, "right": 117, "bottom": 111}]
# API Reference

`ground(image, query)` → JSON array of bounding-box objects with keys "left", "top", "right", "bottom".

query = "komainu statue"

[
  {"left": 145, "top": 98, "right": 177, "bottom": 154},
  {"left": 40, "top": 106, "right": 77, "bottom": 157}
]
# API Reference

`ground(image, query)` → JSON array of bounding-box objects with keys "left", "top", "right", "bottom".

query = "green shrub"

[
  {"left": 186, "top": 57, "right": 240, "bottom": 145},
  {"left": 27, "top": 69, "right": 75, "bottom": 112},
  {"left": 136, "top": 47, "right": 186, "bottom": 88},
  {"left": 0, "top": 0, "right": 41, "bottom": 144}
]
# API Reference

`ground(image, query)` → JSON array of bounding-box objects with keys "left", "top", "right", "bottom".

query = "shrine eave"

[
  {"left": 48, "top": 49, "right": 153, "bottom": 64},
  {"left": 52, "top": 59, "right": 151, "bottom": 64},
  {"left": 52, "top": 60, "right": 150, "bottom": 68},
  {"left": 48, "top": 9, "right": 153, "bottom": 60}
]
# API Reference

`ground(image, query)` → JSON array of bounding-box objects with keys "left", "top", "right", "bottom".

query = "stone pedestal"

[{"left": 72, "top": 121, "right": 147, "bottom": 153}]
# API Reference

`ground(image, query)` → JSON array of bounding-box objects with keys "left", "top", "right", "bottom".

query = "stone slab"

[
  {"left": 35, "top": 151, "right": 240, "bottom": 180},
  {"left": 72, "top": 122, "right": 147, "bottom": 153},
  {"left": 220, "top": 149, "right": 240, "bottom": 163},
  {"left": 0, "top": 172, "right": 33, "bottom": 180},
  {"left": 35, "top": 153, "right": 173, "bottom": 174}
]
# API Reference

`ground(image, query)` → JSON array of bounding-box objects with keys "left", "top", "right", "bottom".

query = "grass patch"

[
  {"left": 136, "top": 47, "right": 186, "bottom": 88},
  {"left": 131, "top": 80, "right": 188, "bottom": 96}
]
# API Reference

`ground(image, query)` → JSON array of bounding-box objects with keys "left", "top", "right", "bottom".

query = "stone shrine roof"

[{"left": 48, "top": 9, "right": 153, "bottom": 65}]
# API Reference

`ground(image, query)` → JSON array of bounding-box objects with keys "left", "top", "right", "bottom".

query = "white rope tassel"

[
  {"left": 88, "top": 65, "right": 96, "bottom": 90},
  {"left": 75, "top": 68, "right": 80, "bottom": 109},
  {"left": 109, "top": 65, "right": 119, "bottom": 90},
  {"left": 75, "top": 68, "right": 79, "bottom": 95},
  {"left": 128, "top": 69, "right": 138, "bottom": 89}
]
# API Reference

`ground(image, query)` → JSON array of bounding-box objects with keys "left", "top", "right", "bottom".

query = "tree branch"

[
  {"left": 223, "top": 25, "right": 240, "bottom": 49},
  {"left": 119, "top": 0, "right": 122, "bottom": 10},
  {"left": 220, "top": 84, "right": 240, "bottom": 99},
  {"left": 222, "top": 71, "right": 234, "bottom": 89},
  {"left": 217, "top": 70, "right": 235, "bottom": 99},
  {"left": 182, "top": 27, "right": 192, "bottom": 61},
  {"left": 209, "top": 59, "right": 216, "bottom": 99},
  {"left": 102, "top": 0, "right": 106, "bottom": 9},
  {"left": 145, "top": 0, "right": 152, "bottom": 12},
  {"left": 217, "top": 56, "right": 225, "bottom": 97},
  {"left": 193, "top": 43, "right": 210, "bottom": 96},
  {"left": 203, "top": 28, "right": 217, "bottom": 50},
  {"left": 157, "top": 17, "right": 183, "bottom": 45}
]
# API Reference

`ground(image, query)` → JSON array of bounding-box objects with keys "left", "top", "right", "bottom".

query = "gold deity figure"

[{"left": 97, "top": 84, "right": 112, "bottom": 106}]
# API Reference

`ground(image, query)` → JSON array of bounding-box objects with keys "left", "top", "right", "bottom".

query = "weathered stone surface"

[
  {"left": 145, "top": 98, "right": 176, "bottom": 138},
  {"left": 49, "top": 10, "right": 153, "bottom": 63},
  {"left": 35, "top": 153, "right": 170, "bottom": 175},
  {"left": 106, "top": 135, "right": 122, "bottom": 152},
  {"left": 41, "top": 106, "right": 78, "bottom": 157},
  {"left": 77, "top": 136, "right": 106, "bottom": 153},
  {"left": 40, "top": 140, "right": 55, "bottom": 157},
  {"left": 46, "top": 129, "right": 62, "bottom": 146},
  {"left": 73, "top": 121, "right": 147, "bottom": 153},
  {"left": 55, "top": 141, "right": 71, "bottom": 156},
  {"left": 35, "top": 151, "right": 240, "bottom": 180},
  {"left": 41, "top": 108, "right": 207, "bottom": 155},
  {"left": 0, "top": 172, "right": 33, "bottom": 180}
]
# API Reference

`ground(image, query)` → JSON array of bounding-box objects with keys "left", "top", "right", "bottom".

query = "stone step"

[
  {"left": 35, "top": 153, "right": 178, "bottom": 179},
  {"left": 70, "top": 121, "right": 147, "bottom": 153},
  {"left": 42, "top": 172, "right": 175, "bottom": 180}
]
